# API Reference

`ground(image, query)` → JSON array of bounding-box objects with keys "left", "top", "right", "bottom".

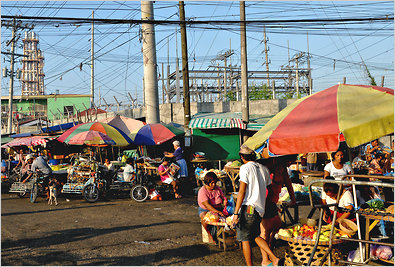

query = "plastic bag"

[
  {"left": 149, "top": 189, "right": 162, "bottom": 201},
  {"left": 226, "top": 195, "right": 235, "bottom": 215}
]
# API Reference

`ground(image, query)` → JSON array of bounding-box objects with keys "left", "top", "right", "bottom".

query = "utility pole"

[
  {"left": 175, "top": 29, "right": 180, "bottom": 103},
  {"left": 7, "top": 18, "right": 16, "bottom": 134},
  {"left": 91, "top": 11, "right": 95, "bottom": 108},
  {"left": 307, "top": 32, "right": 312, "bottom": 95},
  {"left": 263, "top": 26, "right": 270, "bottom": 88},
  {"left": 179, "top": 1, "right": 191, "bottom": 132},
  {"left": 141, "top": 1, "right": 160, "bottom": 123},
  {"left": 240, "top": 1, "right": 249, "bottom": 140},
  {"left": 295, "top": 54, "right": 300, "bottom": 98},
  {"left": 166, "top": 37, "right": 171, "bottom": 103}
]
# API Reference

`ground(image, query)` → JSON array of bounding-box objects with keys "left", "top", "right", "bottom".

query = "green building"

[{"left": 1, "top": 94, "right": 91, "bottom": 130}]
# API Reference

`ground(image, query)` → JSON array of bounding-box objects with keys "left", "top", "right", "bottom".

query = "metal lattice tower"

[{"left": 21, "top": 31, "right": 45, "bottom": 96}]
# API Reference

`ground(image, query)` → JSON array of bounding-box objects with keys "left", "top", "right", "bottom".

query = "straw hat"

[{"left": 239, "top": 145, "right": 254, "bottom": 155}]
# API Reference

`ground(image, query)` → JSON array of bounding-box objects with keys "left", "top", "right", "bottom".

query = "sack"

[{"left": 149, "top": 189, "right": 162, "bottom": 201}]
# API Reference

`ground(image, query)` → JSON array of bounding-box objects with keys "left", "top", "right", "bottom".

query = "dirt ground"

[{"left": 1, "top": 190, "right": 310, "bottom": 266}]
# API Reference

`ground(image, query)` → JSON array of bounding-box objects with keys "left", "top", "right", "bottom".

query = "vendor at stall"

[
  {"left": 321, "top": 178, "right": 355, "bottom": 225},
  {"left": 164, "top": 140, "right": 188, "bottom": 179},
  {"left": 324, "top": 150, "right": 351, "bottom": 180},
  {"left": 197, "top": 171, "right": 227, "bottom": 244}
]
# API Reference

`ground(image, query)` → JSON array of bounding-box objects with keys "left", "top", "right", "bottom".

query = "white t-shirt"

[
  {"left": 324, "top": 161, "right": 352, "bottom": 180},
  {"left": 324, "top": 190, "right": 354, "bottom": 211},
  {"left": 239, "top": 161, "right": 272, "bottom": 217},
  {"left": 123, "top": 164, "right": 135, "bottom": 182}
]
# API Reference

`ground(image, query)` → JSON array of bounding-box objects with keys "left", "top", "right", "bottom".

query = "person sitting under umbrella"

[
  {"left": 164, "top": 140, "right": 188, "bottom": 180},
  {"left": 321, "top": 177, "right": 355, "bottom": 225},
  {"left": 123, "top": 158, "right": 135, "bottom": 182}
]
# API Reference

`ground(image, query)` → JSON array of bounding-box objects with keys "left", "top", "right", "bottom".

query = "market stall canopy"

[
  {"left": 243, "top": 84, "right": 394, "bottom": 155},
  {"left": 41, "top": 122, "right": 79, "bottom": 133},
  {"left": 57, "top": 121, "right": 132, "bottom": 146},
  {"left": 2, "top": 135, "right": 58, "bottom": 148},
  {"left": 130, "top": 123, "right": 184, "bottom": 145},
  {"left": 189, "top": 112, "right": 274, "bottom": 130},
  {"left": 99, "top": 115, "right": 146, "bottom": 138}
]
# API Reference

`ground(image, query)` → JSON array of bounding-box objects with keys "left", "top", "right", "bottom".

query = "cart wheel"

[
  {"left": 83, "top": 184, "right": 99, "bottom": 203},
  {"left": 130, "top": 185, "right": 148, "bottom": 202},
  {"left": 18, "top": 191, "right": 27, "bottom": 198},
  {"left": 30, "top": 183, "right": 38, "bottom": 203}
]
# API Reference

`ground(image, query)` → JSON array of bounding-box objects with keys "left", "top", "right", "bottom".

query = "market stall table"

[
  {"left": 223, "top": 165, "right": 240, "bottom": 193},
  {"left": 205, "top": 220, "right": 238, "bottom": 251},
  {"left": 136, "top": 163, "right": 159, "bottom": 176}
]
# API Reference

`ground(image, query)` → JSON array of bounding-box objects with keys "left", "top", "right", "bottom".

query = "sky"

[{"left": 1, "top": 1, "right": 394, "bottom": 110}]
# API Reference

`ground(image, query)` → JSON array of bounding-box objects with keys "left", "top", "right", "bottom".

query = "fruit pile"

[{"left": 278, "top": 223, "right": 351, "bottom": 242}]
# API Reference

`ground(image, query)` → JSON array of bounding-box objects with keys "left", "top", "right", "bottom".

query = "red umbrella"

[{"left": 244, "top": 84, "right": 394, "bottom": 154}]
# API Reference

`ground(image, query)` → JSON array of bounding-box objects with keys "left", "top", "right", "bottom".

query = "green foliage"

[
  {"left": 364, "top": 64, "right": 377, "bottom": 86},
  {"left": 225, "top": 91, "right": 236, "bottom": 101},
  {"left": 249, "top": 83, "right": 272, "bottom": 100}
]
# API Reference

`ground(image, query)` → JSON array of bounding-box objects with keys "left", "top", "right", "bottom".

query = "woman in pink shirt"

[
  {"left": 158, "top": 158, "right": 181, "bottom": 199},
  {"left": 197, "top": 171, "right": 227, "bottom": 244}
]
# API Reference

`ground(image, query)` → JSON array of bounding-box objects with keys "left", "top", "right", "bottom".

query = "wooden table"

[
  {"left": 363, "top": 212, "right": 394, "bottom": 260},
  {"left": 223, "top": 166, "right": 240, "bottom": 193},
  {"left": 136, "top": 163, "right": 159, "bottom": 176},
  {"left": 206, "top": 221, "right": 238, "bottom": 251}
]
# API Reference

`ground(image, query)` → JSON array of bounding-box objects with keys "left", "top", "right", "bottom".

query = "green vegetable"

[{"left": 366, "top": 199, "right": 385, "bottom": 210}]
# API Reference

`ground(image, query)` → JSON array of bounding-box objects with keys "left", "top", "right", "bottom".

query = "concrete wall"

[{"left": 50, "top": 99, "right": 297, "bottom": 126}]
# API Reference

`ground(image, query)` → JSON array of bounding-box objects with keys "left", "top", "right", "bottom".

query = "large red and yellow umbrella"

[
  {"left": 244, "top": 84, "right": 394, "bottom": 155},
  {"left": 57, "top": 121, "right": 132, "bottom": 146}
]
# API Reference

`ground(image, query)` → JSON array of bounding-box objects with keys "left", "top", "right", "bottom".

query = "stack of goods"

[
  {"left": 203, "top": 211, "right": 224, "bottom": 223},
  {"left": 224, "top": 160, "right": 242, "bottom": 168},
  {"left": 193, "top": 152, "right": 206, "bottom": 161},
  {"left": 277, "top": 223, "right": 352, "bottom": 243},
  {"left": 278, "top": 183, "right": 321, "bottom": 203}
]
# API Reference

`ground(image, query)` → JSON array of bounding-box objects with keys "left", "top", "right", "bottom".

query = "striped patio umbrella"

[
  {"left": 130, "top": 123, "right": 184, "bottom": 145},
  {"left": 57, "top": 121, "right": 132, "bottom": 146},
  {"left": 2, "top": 135, "right": 58, "bottom": 148},
  {"left": 243, "top": 84, "right": 394, "bottom": 155},
  {"left": 99, "top": 115, "right": 146, "bottom": 139},
  {"left": 67, "top": 131, "right": 116, "bottom": 146}
]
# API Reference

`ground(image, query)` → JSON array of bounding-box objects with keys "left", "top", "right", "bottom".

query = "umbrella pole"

[
  {"left": 111, "top": 146, "right": 115, "bottom": 161},
  {"left": 347, "top": 147, "right": 364, "bottom": 261}
]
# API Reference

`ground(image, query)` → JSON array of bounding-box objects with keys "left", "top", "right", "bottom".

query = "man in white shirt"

[
  {"left": 232, "top": 145, "right": 279, "bottom": 266},
  {"left": 123, "top": 158, "right": 135, "bottom": 182}
]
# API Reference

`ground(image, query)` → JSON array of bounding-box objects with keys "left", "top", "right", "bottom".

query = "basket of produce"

[{"left": 277, "top": 224, "right": 349, "bottom": 266}]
